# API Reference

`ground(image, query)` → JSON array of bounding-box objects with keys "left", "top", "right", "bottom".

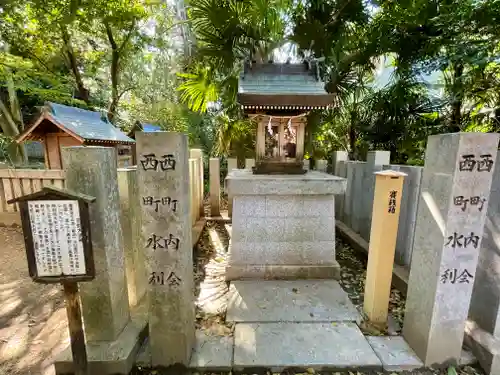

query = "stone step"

[
  {"left": 233, "top": 322, "right": 382, "bottom": 371},
  {"left": 226, "top": 279, "right": 361, "bottom": 323}
]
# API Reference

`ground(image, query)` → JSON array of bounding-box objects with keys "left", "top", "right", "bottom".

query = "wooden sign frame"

[{"left": 8, "top": 186, "right": 96, "bottom": 284}]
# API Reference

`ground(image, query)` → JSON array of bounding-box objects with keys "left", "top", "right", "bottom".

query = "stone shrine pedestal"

[{"left": 226, "top": 170, "right": 346, "bottom": 280}]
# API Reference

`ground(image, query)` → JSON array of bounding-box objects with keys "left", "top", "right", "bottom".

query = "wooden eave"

[
  {"left": 127, "top": 121, "right": 143, "bottom": 139},
  {"left": 16, "top": 112, "right": 85, "bottom": 144},
  {"left": 238, "top": 93, "right": 335, "bottom": 110},
  {"left": 8, "top": 186, "right": 96, "bottom": 204},
  {"left": 83, "top": 139, "right": 135, "bottom": 145}
]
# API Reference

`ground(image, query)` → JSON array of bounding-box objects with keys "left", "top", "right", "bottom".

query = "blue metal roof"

[
  {"left": 142, "top": 123, "right": 162, "bottom": 132},
  {"left": 47, "top": 102, "right": 135, "bottom": 143}
]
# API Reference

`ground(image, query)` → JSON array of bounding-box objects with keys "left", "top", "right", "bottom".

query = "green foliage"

[{"left": 3, "top": 0, "right": 500, "bottom": 165}]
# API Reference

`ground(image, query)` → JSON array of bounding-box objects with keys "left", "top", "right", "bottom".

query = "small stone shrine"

[{"left": 226, "top": 60, "right": 346, "bottom": 280}]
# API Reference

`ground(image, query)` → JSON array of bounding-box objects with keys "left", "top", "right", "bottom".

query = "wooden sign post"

[
  {"left": 363, "top": 170, "right": 406, "bottom": 326},
  {"left": 8, "top": 186, "right": 96, "bottom": 375}
]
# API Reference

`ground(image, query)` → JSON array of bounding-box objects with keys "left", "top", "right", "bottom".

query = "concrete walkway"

[
  {"left": 189, "top": 279, "right": 424, "bottom": 372},
  {"left": 135, "top": 278, "right": 480, "bottom": 371}
]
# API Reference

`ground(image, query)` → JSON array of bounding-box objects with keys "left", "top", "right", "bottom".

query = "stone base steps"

[{"left": 135, "top": 280, "right": 478, "bottom": 372}]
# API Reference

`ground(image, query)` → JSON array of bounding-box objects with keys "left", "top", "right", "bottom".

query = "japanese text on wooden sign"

[
  {"left": 28, "top": 200, "right": 86, "bottom": 277},
  {"left": 388, "top": 190, "right": 397, "bottom": 214}
]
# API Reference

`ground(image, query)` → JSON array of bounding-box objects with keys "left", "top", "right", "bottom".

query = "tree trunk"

[
  {"left": 61, "top": 25, "right": 90, "bottom": 104},
  {"left": 105, "top": 20, "right": 135, "bottom": 123},
  {"left": 450, "top": 63, "right": 464, "bottom": 132},
  {"left": 108, "top": 48, "right": 120, "bottom": 123},
  {"left": 0, "top": 99, "right": 27, "bottom": 164}
]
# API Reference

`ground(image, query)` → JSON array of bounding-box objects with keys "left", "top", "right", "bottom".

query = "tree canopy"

[{"left": 2, "top": 0, "right": 500, "bottom": 165}]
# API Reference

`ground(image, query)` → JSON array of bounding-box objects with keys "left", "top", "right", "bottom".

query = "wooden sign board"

[{"left": 8, "top": 186, "right": 96, "bottom": 284}]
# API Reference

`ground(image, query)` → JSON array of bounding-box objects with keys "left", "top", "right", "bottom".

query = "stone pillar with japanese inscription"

[
  {"left": 118, "top": 167, "right": 147, "bottom": 308},
  {"left": 403, "top": 132, "right": 499, "bottom": 366},
  {"left": 62, "top": 146, "right": 130, "bottom": 342},
  {"left": 136, "top": 132, "right": 195, "bottom": 366}
]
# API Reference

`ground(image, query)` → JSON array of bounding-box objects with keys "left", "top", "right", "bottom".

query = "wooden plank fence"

[
  {"left": 0, "top": 169, "right": 66, "bottom": 213},
  {"left": 0, "top": 155, "right": 204, "bottom": 228}
]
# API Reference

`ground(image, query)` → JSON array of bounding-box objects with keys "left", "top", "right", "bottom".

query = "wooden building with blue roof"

[
  {"left": 16, "top": 102, "right": 135, "bottom": 169},
  {"left": 127, "top": 120, "right": 163, "bottom": 164}
]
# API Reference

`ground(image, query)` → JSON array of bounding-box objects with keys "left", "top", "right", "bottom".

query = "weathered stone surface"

[
  {"left": 316, "top": 159, "right": 328, "bottom": 172},
  {"left": 335, "top": 160, "right": 348, "bottom": 218},
  {"left": 227, "top": 172, "right": 343, "bottom": 280},
  {"left": 470, "top": 151, "right": 500, "bottom": 338},
  {"left": 190, "top": 149, "right": 204, "bottom": 218},
  {"left": 360, "top": 151, "right": 390, "bottom": 240},
  {"left": 229, "top": 241, "right": 335, "bottom": 265},
  {"left": 343, "top": 161, "right": 364, "bottom": 227},
  {"left": 227, "top": 169, "right": 346, "bottom": 195},
  {"left": 367, "top": 336, "right": 423, "bottom": 371},
  {"left": 403, "top": 132, "right": 499, "bottom": 366},
  {"left": 226, "top": 280, "right": 360, "bottom": 323},
  {"left": 136, "top": 132, "right": 195, "bottom": 366},
  {"left": 465, "top": 320, "right": 500, "bottom": 375},
  {"left": 460, "top": 348, "right": 477, "bottom": 366},
  {"left": 209, "top": 158, "right": 221, "bottom": 217},
  {"left": 383, "top": 164, "right": 424, "bottom": 267},
  {"left": 189, "top": 331, "right": 234, "bottom": 370},
  {"left": 351, "top": 162, "right": 365, "bottom": 233},
  {"left": 55, "top": 295, "right": 148, "bottom": 375},
  {"left": 62, "top": 146, "right": 130, "bottom": 342},
  {"left": 118, "top": 167, "right": 147, "bottom": 308},
  {"left": 225, "top": 263, "right": 340, "bottom": 280},
  {"left": 233, "top": 322, "right": 382, "bottom": 371}
]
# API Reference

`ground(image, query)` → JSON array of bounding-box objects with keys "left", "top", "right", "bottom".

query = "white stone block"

[
  {"left": 233, "top": 195, "right": 266, "bottom": 217},
  {"left": 303, "top": 195, "right": 335, "bottom": 217},
  {"left": 300, "top": 241, "right": 336, "bottom": 264},
  {"left": 245, "top": 217, "right": 268, "bottom": 241},
  {"left": 284, "top": 218, "right": 315, "bottom": 242},
  {"left": 266, "top": 195, "right": 303, "bottom": 217},
  {"left": 265, "top": 218, "right": 286, "bottom": 239},
  {"left": 313, "top": 216, "right": 335, "bottom": 241}
]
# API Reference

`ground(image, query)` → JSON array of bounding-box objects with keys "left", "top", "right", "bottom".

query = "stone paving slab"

[
  {"left": 227, "top": 280, "right": 361, "bottom": 322},
  {"left": 233, "top": 322, "right": 382, "bottom": 371},
  {"left": 366, "top": 336, "right": 423, "bottom": 371},
  {"left": 189, "top": 331, "right": 234, "bottom": 370}
]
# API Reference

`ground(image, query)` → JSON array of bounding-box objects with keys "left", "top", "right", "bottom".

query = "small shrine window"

[
  {"left": 265, "top": 125, "right": 280, "bottom": 158},
  {"left": 256, "top": 115, "right": 306, "bottom": 164}
]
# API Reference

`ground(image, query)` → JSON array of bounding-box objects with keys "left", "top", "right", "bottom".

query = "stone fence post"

[
  {"left": 466, "top": 149, "right": 500, "bottom": 375},
  {"left": 361, "top": 151, "right": 391, "bottom": 240},
  {"left": 57, "top": 146, "right": 146, "bottom": 374},
  {"left": 190, "top": 149, "right": 204, "bottom": 218},
  {"left": 403, "top": 132, "right": 499, "bottom": 366},
  {"left": 118, "top": 167, "right": 147, "bottom": 308},
  {"left": 209, "top": 158, "right": 221, "bottom": 217},
  {"left": 332, "top": 151, "right": 348, "bottom": 218},
  {"left": 136, "top": 132, "right": 195, "bottom": 366},
  {"left": 63, "top": 147, "right": 130, "bottom": 341}
]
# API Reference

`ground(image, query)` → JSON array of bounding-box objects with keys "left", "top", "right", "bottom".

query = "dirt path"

[{"left": 0, "top": 226, "right": 68, "bottom": 375}]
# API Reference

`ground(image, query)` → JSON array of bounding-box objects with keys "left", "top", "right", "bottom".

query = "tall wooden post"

[
  {"left": 63, "top": 282, "right": 89, "bottom": 375},
  {"left": 363, "top": 170, "right": 406, "bottom": 326}
]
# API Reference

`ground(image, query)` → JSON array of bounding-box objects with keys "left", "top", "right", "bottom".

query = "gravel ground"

[{"left": 0, "top": 226, "right": 69, "bottom": 375}]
